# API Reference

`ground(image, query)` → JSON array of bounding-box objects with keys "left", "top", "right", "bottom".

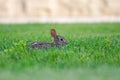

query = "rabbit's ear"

[{"left": 51, "top": 29, "right": 57, "bottom": 37}]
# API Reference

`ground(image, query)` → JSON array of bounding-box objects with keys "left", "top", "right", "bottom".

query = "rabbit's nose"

[{"left": 65, "top": 41, "right": 68, "bottom": 44}]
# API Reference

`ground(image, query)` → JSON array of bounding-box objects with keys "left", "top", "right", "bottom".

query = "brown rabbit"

[{"left": 28, "top": 29, "right": 68, "bottom": 49}]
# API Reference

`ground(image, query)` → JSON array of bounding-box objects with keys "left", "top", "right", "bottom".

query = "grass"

[{"left": 0, "top": 23, "right": 120, "bottom": 80}]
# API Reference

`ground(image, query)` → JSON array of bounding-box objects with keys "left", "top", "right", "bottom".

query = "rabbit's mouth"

[{"left": 62, "top": 41, "right": 68, "bottom": 46}]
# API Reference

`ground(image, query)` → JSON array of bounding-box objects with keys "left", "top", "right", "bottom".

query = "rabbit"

[{"left": 28, "top": 29, "right": 68, "bottom": 49}]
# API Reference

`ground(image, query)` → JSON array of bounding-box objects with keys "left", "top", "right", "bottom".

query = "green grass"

[{"left": 0, "top": 23, "right": 120, "bottom": 80}]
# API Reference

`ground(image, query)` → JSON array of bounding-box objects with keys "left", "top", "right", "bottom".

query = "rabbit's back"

[{"left": 29, "top": 42, "right": 53, "bottom": 49}]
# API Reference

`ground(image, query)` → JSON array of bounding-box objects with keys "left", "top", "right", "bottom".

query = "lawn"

[{"left": 0, "top": 23, "right": 120, "bottom": 80}]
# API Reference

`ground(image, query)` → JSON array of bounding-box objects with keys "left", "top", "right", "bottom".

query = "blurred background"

[{"left": 0, "top": 0, "right": 120, "bottom": 22}]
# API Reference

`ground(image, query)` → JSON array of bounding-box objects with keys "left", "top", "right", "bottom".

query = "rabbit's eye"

[{"left": 60, "top": 38, "right": 63, "bottom": 41}]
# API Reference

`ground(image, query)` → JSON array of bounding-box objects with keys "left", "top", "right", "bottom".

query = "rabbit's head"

[{"left": 51, "top": 29, "right": 68, "bottom": 47}]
